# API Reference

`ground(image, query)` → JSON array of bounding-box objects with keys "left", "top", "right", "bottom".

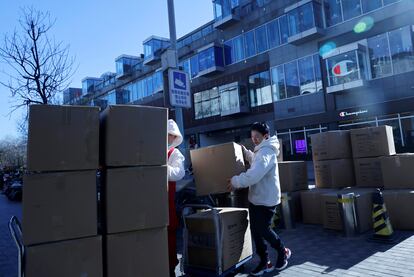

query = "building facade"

[{"left": 64, "top": 0, "right": 414, "bottom": 161}]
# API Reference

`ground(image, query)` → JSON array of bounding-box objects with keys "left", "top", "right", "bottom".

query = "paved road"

[
  {"left": 1, "top": 193, "right": 413, "bottom": 277},
  {"left": 0, "top": 194, "right": 21, "bottom": 277}
]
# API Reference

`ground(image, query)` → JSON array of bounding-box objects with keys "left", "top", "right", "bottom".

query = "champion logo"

[
  {"left": 339, "top": 110, "right": 368, "bottom": 117},
  {"left": 332, "top": 60, "right": 355, "bottom": 77}
]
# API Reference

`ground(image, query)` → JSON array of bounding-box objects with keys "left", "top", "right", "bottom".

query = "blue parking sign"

[{"left": 169, "top": 69, "right": 191, "bottom": 108}]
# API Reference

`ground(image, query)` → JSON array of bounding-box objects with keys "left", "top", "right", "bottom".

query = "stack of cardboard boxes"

[
  {"left": 189, "top": 143, "right": 253, "bottom": 271},
  {"left": 23, "top": 105, "right": 102, "bottom": 277},
  {"left": 302, "top": 126, "right": 414, "bottom": 232},
  {"left": 100, "top": 105, "right": 170, "bottom": 276},
  {"left": 278, "top": 161, "right": 309, "bottom": 223}
]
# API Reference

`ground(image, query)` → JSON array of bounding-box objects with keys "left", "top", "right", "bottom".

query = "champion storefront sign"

[
  {"left": 332, "top": 60, "right": 355, "bottom": 77},
  {"left": 339, "top": 110, "right": 368, "bottom": 118}
]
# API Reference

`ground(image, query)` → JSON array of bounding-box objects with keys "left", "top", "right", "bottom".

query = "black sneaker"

[
  {"left": 275, "top": 248, "right": 291, "bottom": 271},
  {"left": 250, "top": 260, "right": 274, "bottom": 276}
]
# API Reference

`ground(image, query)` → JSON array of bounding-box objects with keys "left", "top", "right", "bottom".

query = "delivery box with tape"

[
  {"left": 184, "top": 208, "right": 253, "bottom": 272},
  {"left": 191, "top": 143, "right": 246, "bottom": 196}
]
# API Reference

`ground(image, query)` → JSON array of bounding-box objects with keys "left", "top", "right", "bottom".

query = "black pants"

[{"left": 249, "top": 203, "right": 285, "bottom": 262}]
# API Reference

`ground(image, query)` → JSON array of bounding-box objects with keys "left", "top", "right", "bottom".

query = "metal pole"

[{"left": 167, "top": 0, "right": 185, "bottom": 151}]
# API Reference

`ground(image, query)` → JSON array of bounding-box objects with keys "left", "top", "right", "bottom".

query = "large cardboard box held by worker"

[
  {"left": 279, "top": 161, "right": 308, "bottom": 192},
  {"left": 354, "top": 157, "right": 384, "bottom": 188},
  {"left": 105, "top": 227, "right": 169, "bottom": 277},
  {"left": 381, "top": 154, "right": 414, "bottom": 189},
  {"left": 350, "top": 126, "right": 396, "bottom": 158},
  {"left": 383, "top": 190, "right": 414, "bottom": 230},
  {"left": 300, "top": 188, "right": 337, "bottom": 225},
  {"left": 321, "top": 188, "right": 375, "bottom": 232},
  {"left": 25, "top": 236, "right": 102, "bottom": 277},
  {"left": 27, "top": 105, "right": 100, "bottom": 172},
  {"left": 310, "top": 131, "right": 352, "bottom": 161},
  {"left": 104, "top": 166, "right": 168, "bottom": 234},
  {"left": 100, "top": 105, "right": 168, "bottom": 167},
  {"left": 314, "top": 159, "right": 355, "bottom": 188},
  {"left": 23, "top": 171, "right": 97, "bottom": 246},
  {"left": 191, "top": 143, "right": 246, "bottom": 196},
  {"left": 185, "top": 208, "right": 253, "bottom": 272}
]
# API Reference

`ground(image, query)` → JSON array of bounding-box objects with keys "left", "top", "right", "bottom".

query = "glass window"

[
  {"left": 298, "top": 56, "right": 316, "bottom": 95},
  {"left": 244, "top": 30, "right": 256, "bottom": 58},
  {"left": 255, "top": 25, "right": 269, "bottom": 53},
  {"left": 271, "top": 65, "right": 286, "bottom": 101},
  {"left": 287, "top": 7, "right": 301, "bottom": 36},
  {"left": 383, "top": 0, "right": 399, "bottom": 5},
  {"left": 279, "top": 15, "right": 289, "bottom": 44},
  {"left": 190, "top": 55, "right": 199, "bottom": 78},
  {"left": 192, "top": 31, "right": 202, "bottom": 42},
  {"left": 224, "top": 40, "right": 234, "bottom": 65},
  {"left": 401, "top": 116, "right": 414, "bottom": 153},
  {"left": 249, "top": 71, "right": 272, "bottom": 107},
  {"left": 314, "top": 54, "right": 323, "bottom": 93},
  {"left": 220, "top": 83, "right": 240, "bottom": 116},
  {"left": 266, "top": 19, "right": 280, "bottom": 49},
  {"left": 202, "top": 100, "right": 211, "bottom": 118},
  {"left": 288, "top": 3, "right": 315, "bottom": 36},
  {"left": 211, "top": 97, "right": 221, "bottom": 116},
  {"left": 361, "top": 0, "right": 382, "bottom": 13},
  {"left": 368, "top": 33, "right": 392, "bottom": 79},
  {"left": 202, "top": 25, "right": 214, "bottom": 36},
  {"left": 301, "top": 2, "right": 315, "bottom": 32},
  {"left": 284, "top": 61, "right": 300, "bottom": 98},
  {"left": 324, "top": 0, "right": 343, "bottom": 27},
  {"left": 233, "top": 35, "right": 245, "bottom": 62},
  {"left": 313, "top": 2, "right": 323, "bottom": 28},
  {"left": 214, "top": 0, "right": 223, "bottom": 19},
  {"left": 389, "top": 26, "right": 414, "bottom": 75},
  {"left": 292, "top": 131, "right": 307, "bottom": 156},
  {"left": 194, "top": 102, "right": 202, "bottom": 119},
  {"left": 342, "top": 0, "right": 361, "bottom": 21},
  {"left": 198, "top": 47, "right": 215, "bottom": 72},
  {"left": 326, "top": 50, "right": 360, "bottom": 86}
]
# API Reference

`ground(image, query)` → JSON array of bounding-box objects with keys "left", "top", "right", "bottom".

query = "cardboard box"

[
  {"left": 191, "top": 143, "right": 246, "bottom": 196},
  {"left": 322, "top": 188, "right": 375, "bottom": 232},
  {"left": 106, "top": 227, "right": 169, "bottom": 277},
  {"left": 23, "top": 171, "right": 97, "bottom": 246},
  {"left": 350, "top": 126, "right": 396, "bottom": 158},
  {"left": 27, "top": 105, "right": 100, "bottom": 172},
  {"left": 100, "top": 105, "right": 168, "bottom": 167},
  {"left": 300, "top": 188, "right": 337, "bottom": 225},
  {"left": 26, "top": 236, "right": 102, "bottom": 277},
  {"left": 383, "top": 190, "right": 414, "bottom": 230},
  {"left": 310, "top": 131, "right": 352, "bottom": 161},
  {"left": 354, "top": 157, "right": 384, "bottom": 188},
  {"left": 104, "top": 166, "right": 168, "bottom": 234},
  {"left": 241, "top": 138, "right": 283, "bottom": 162},
  {"left": 185, "top": 208, "right": 252, "bottom": 272},
  {"left": 314, "top": 159, "right": 355, "bottom": 188},
  {"left": 279, "top": 161, "right": 308, "bottom": 192},
  {"left": 381, "top": 154, "right": 414, "bottom": 189}
]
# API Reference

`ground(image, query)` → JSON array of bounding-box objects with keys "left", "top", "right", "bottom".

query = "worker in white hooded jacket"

[
  {"left": 228, "top": 122, "right": 291, "bottom": 276},
  {"left": 167, "top": 119, "right": 185, "bottom": 277}
]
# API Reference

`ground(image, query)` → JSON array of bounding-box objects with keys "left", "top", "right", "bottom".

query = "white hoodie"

[
  {"left": 168, "top": 119, "right": 185, "bottom": 182},
  {"left": 231, "top": 136, "right": 281, "bottom": 207}
]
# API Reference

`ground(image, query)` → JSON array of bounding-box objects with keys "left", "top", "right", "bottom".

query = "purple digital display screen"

[{"left": 295, "top": 139, "right": 307, "bottom": 154}]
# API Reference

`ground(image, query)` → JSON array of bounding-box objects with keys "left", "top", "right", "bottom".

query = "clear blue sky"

[{"left": 0, "top": 0, "right": 212, "bottom": 140}]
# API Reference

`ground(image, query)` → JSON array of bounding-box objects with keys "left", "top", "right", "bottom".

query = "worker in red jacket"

[{"left": 167, "top": 119, "right": 185, "bottom": 277}]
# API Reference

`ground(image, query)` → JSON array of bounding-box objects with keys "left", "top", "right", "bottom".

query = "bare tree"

[
  {"left": 0, "top": 136, "right": 26, "bottom": 168},
  {"left": 0, "top": 7, "right": 76, "bottom": 114}
]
